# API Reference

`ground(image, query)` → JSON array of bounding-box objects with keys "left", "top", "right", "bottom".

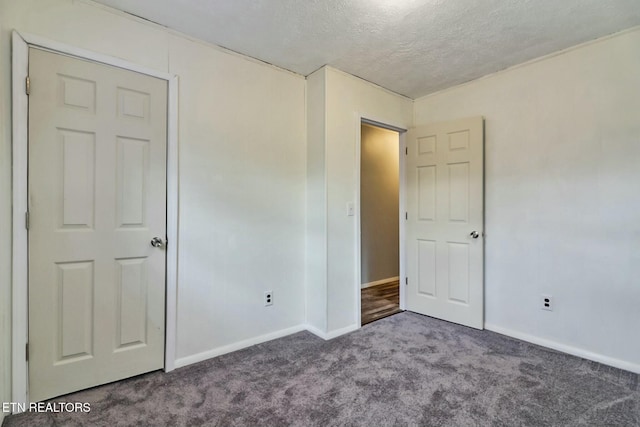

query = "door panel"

[
  {"left": 417, "top": 239, "right": 436, "bottom": 296},
  {"left": 56, "top": 261, "right": 94, "bottom": 362},
  {"left": 28, "top": 48, "right": 168, "bottom": 401},
  {"left": 406, "top": 117, "right": 484, "bottom": 329},
  {"left": 417, "top": 166, "right": 436, "bottom": 220}
]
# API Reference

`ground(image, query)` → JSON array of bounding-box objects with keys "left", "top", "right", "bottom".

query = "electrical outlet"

[
  {"left": 541, "top": 294, "right": 552, "bottom": 311},
  {"left": 264, "top": 291, "right": 273, "bottom": 306}
]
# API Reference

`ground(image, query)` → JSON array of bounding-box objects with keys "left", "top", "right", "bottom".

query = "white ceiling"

[{"left": 93, "top": 0, "right": 640, "bottom": 98}]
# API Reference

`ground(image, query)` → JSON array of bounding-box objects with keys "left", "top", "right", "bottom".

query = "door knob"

[
  {"left": 470, "top": 231, "right": 480, "bottom": 239},
  {"left": 150, "top": 237, "right": 165, "bottom": 248}
]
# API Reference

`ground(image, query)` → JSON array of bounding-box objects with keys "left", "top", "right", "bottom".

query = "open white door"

[
  {"left": 28, "top": 48, "right": 168, "bottom": 401},
  {"left": 405, "top": 117, "right": 484, "bottom": 329}
]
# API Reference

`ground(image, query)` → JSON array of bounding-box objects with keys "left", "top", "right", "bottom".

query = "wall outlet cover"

[{"left": 264, "top": 291, "right": 274, "bottom": 306}]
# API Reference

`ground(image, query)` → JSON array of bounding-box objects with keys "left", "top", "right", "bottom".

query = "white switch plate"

[{"left": 347, "top": 202, "right": 355, "bottom": 216}]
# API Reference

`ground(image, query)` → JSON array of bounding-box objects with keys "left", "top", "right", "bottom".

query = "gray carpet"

[{"left": 3, "top": 312, "right": 639, "bottom": 427}]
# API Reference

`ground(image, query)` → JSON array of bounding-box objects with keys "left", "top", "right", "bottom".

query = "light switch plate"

[{"left": 347, "top": 202, "right": 355, "bottom": 216}]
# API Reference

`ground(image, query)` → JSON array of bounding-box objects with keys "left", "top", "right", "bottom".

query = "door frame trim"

[
  {"left": 355, "top": 115, "right": 407, "bottom": 328},
  {"left": 11, "top": 31, "right": 180, "bottom": 406}
]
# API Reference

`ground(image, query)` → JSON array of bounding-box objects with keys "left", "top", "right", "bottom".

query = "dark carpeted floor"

[{"left": 3, "top": 312, "right": 639, "bottom": 426}]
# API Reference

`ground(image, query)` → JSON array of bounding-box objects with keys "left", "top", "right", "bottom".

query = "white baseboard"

[
  {"left": 361, "top": 276, "right": 400, "bottom": 289},
  {"left": 304, "top": 324, "right": 326, "bottom": 339},
  {"left": 169, "top": 321, "right": 362, "bottom": 369},
  {"left": 305, "top": 323, "right": 360, "bottom": 340},
  {"left": 485, "top": 323, "right": 640, "bottom": 374},
  {"left": 174, "top": 324, "right": 307, "bottom": 369}
]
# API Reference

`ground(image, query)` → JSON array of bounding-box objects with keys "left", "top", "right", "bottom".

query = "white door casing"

[
  {"left": 405, "top": 117, "right": 484, "bottom": 329},
  {"left": 28, "top": 48, "right": 168, "bottom": 401}
]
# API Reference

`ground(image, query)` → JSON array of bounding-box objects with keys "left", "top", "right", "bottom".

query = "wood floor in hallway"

[{"left": 361, "top": 280, "right": 402, "bottom": 325}]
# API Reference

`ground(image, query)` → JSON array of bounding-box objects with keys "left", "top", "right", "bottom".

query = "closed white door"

[
  {"left": 28, "top": 48, "right": 168, "bottom": 402},
  {"left": 405, "top": 117, "right": 484, "bottom": 329}
]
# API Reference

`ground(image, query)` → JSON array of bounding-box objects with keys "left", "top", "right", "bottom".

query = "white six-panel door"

[
  {"left": 28, "top": 48, "right": 168, "bottom": 401},
  {"left": 405, "top": 117, "right": 484, "bottom": 329}
]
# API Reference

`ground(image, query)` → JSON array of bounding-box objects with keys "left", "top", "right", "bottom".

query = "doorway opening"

[{"left": 359, "top": 122, "right": 403, "bottom": 325}]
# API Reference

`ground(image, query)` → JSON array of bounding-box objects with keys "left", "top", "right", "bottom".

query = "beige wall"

[
  {"left": 324, "top": 67, "right": 413, "bottom": 332},
  {"left": 414, "top": 27, "right": 640, "bottom": 372},
  {"left": 168, "top": 34, "right": 306, "bottom": 362},
  {"left": 305, "top": 66, "right": 413, "bottom": 335},
  {"left": 360, "top": 124, "right": 399, "bottom": 285},
  {"left": 0, "top": 0, "right": 306, "bottom": 407},
  {"left": 305, "top": 68, "right": 328, "bottom": 331}
]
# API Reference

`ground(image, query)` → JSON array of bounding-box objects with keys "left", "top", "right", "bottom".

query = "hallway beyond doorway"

[{"left": 361, "top": 280, "right": 402, "bottom": 325}]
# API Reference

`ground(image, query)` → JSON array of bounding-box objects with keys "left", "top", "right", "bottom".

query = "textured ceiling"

[{"left": 93, "top": 0, "right": 640, "bottom": 98}]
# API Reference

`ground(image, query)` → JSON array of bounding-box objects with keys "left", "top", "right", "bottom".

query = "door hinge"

[
  {"left": 405, "top": 212, "right": 408, "bottom": 220},
  {"left": 405, "top": 277, "right": 408, "bottom": 285},
  {"left": 405, "top": 147, "right": 408, "bottom": 155},
  {"left": 25, "top": 76, "right": 30, "bottom": 95},
  {"left": 25, "top": 211, "right": 30, "bottom": 230},
  {"left": 25, "top": 343, "right": 29, "bottom": 361}
]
